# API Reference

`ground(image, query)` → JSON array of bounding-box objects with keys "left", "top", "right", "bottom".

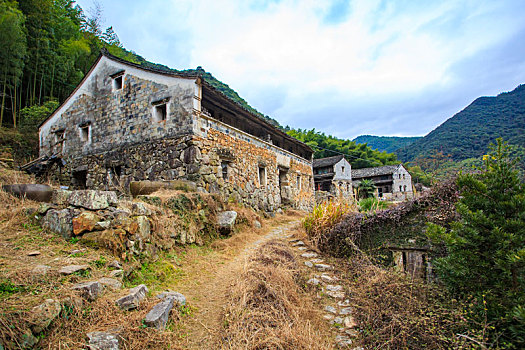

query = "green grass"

[{"left": 124, "top": 256, "right": 186, "bottom": 291}]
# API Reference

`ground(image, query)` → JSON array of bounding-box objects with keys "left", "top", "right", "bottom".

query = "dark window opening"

[
  {"left": 107, "top": 166, "right": 122, "bottom": 188},
  {"left": 155, "top": 104, "right": 167, "bottom": 121},
  {"left": 259, "top": 167, "right": 267, "bottom": 187},
  {"left": 79, "top": 124, "right": 90, "bottom": 142},
  {"left": 113, "top": 75, "right": 123, "bottom": 90},
  {"left": 221, "top": 161, "right": 229, "bottom": 180},
  {"left": 297, "top": 175, "right": 301, "bottom": 190},
  {"left": 73, "top": 170, "right": 87, "bottom": 189}
]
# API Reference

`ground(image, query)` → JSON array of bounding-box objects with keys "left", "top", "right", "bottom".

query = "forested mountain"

[
  {"left": 285, "top": 128, "right": 398, "bottom": 169},
  {"left": 397, "top": 84, "right": 525, "bottom": 163},
  {"left": 353, "top": 135, "right": 421, "bottom": 153}
]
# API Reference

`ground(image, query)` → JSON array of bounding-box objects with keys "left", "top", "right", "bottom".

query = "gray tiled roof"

[
  {"left": 312, "top": 155, "right": 344, "bottom": 168},
  {"left": 351, "top": 164, "right": 401, "bottom": 179}
]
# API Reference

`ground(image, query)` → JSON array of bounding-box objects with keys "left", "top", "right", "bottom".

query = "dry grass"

[{"left": 218, "top": 240, "right": 331, "bottom": 349}]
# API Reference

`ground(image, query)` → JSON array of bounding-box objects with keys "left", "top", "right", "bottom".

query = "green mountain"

[
  {"left": 353, "top": 135, "right": 422, "bottom": 153},
  {"left": 397, "top": 84, "right": 525, "bottom": 163}
]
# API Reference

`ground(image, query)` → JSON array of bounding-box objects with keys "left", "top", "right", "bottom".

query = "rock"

[
  {"left": 31, "top": 264, "right": 51, "bottom": 276},
  {"left": 326, "top": 291, "right": 345, "bottom": 299},
  {"left": 301, "top": 252, "right": 318, "bottom": 259},
  {"left": 298, "top": 247, "right": 308, "bottom": 251},
  {"left": 350, "top": 348, "right": 364, "bottom": 350},
  {"left": 127, "top": 216, "right": 151, "bottom": 245},
  {"left": 340, "top": 307, "right": 353, "bottom": 315},
  {"left": 324, "top": 305, "right": 337, "bottom": 314},
  {"left": 289, "top": 238, "right": 301, "bottom": 243},
  {"left": 27, "top": 251, "right": 41, "bottom": 256},
  {"left": 52, "top": 189, "right": 72, "bottom": 205},
  {"left": 37, "top": 203, "right": 54, "bottom": 215},
  {"left": 42, "top": 208, "right": 74, "bottom": 238},
  {"left": 291, "top": 240, "right": 305, "bottom": 246},
  {"left": 344, "top": 316, "right": 357, "bottom": 328},
  {"left": 73, "top": 212, "right": 101, "bottom": 235},
  {"left": 314, "top": 263, "right": 333, "bottom": 271},
  {"left": 335, "top": 334, "right": 353, "bottom": 347},
  {"left": 95, "top": 220, "right": 111, "bottom": 230},
  {"left": 68, "top": 190, "right": 118, "bottom": 210},
  {"left": 217, "top": 211, "right": 237, "bottom": 234},
  {"left": 156, "top": 291, "right": 186, "bottom": 306},
  {"left": 144, "top": 297, "right": 176, "bottom": 330},
  {"left": 72, "top": 281, "right": 103, "bottom": 301},
  {"left": 323, "top": 314, "right": 334, "bottom": 320},
  {"left": 310, "top": 258, "right": 324, "bottom": 263},
  {"left": 332, "top": 316, "right": 344, "bottom": 325},
  {"left": 307, "top": 278, "right": 321, "bottom": 285},
  {"left": 276, "top": 208, "right": 284, "bottom": 214},
  {"left": 108, "top": 260, "right": 122, "bottom": 270},
  {"left": 115, "top": 284, "right": 148, "bottom": 310},
  {"left": 345, "top": 329, "right": 359, "bottom": 337},
  {"left": 59, "top": 264, "right": 90, "bottom": 275},
  {"left": 254, "top": 220, "right": 262, "bottom": 229},
  {"left": 326, "top": 285, "right": 344, "bottom": 292},
  {"left": 131, "top": 202, "right": 152, "bottom": 216},
  {"left": 338, "top": 299, "right": 351, "bottom": 307},
  {"left": 61, "top": 295, "right": 84, "bottom": 311},
  {"left": 321, "top": 274, "right": 337, "bottom": 283},
  {"left": 109, "top": 270, "right": 123, "bottom": 278},
  {"left": 304, "top": 261, "right": 313, "bottom": 268},
  {"left": 98, "top": 277, "right": 122, "bottom": 291},
  {"left": 87, "top": 331, "right": 119, "bottom": 350},
  {"left": 29, "top": 299, "right": 61, "bottom": 333},
  {"left": 20, "top": 329, "right": 38, "bottom": 349}
]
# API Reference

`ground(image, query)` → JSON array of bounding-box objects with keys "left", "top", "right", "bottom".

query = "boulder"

[
  {"left": 42, "top": 208, "right": 74, "bottom": 238},
  {"left": 29, "top": 299, "right": 61, "bottom": 333},
  {"left": 109, "top": 270, "right": 123, "bottom": 278},
  {"left": 115, "top": 284, "right": 148, "bottom": 310},
  {"left": 217, "top": 211, "right": 237, "bottom": 234},
  {"left": 58, "top": 264, "right": 90, "bottom": 275},
  {"left": 144, "top": 297, "right": 175, "bottom": 330},
  {"left": 87, "top": 331, "right": 119, "bottom": 350},
  {"left": 52, "top": 189, "right": 72, "bottom": 205},
  {"left": 155, "top": 291, "right": 186, "bottom": 306},
  {"left": 127, "top": 216, "right": 151, "bottom": 243},
  {"left": 72, "top": 281, "right": 104, "bottom": 301},
  {"left": 98, "top": 277, "right": 122, "bottom": 291},
  {"left": 68, "top": 190, "right": 118, "bottom": 210},
  {"left": 37, "top": 203, "right": 54, "bottom": 215},
  {"left": 72, "top": 212, "right": 101, "bottom": 235}
]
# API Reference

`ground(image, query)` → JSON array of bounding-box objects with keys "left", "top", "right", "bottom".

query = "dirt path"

[{"left": 171, "top": 218, "right": 301, "bottom": 349}]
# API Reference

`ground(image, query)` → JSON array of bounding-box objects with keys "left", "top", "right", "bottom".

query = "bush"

[{"left": 358, "top": 197, "right": 389, "bottom": 212}]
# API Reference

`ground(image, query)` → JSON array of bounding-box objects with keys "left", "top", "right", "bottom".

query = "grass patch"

[{"left": 124, "top": 256, "right": 186, "bottom": 291}]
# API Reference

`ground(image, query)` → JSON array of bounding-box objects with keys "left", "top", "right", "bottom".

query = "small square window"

[
  {"left": 113, "top": 75, "right": 123, "bottom": 90},
  {"left": 153, "top": 101, "right": 168, "bottom": 122},
  {"left": 79, "top": 124, "right": 90, "bottom": 142}
]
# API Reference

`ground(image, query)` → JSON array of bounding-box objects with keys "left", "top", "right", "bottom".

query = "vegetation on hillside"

[
  {"left": 353, "top": 135, "right": 421, "bottom": 153},
  {"left": 397, "top": 84, "right": 525, "bottom": 165},
  {"left": 286, "top": 128, "right": 399, "bottom": 168}
]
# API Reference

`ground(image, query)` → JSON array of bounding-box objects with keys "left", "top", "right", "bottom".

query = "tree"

[
  {"left": 427, "top": 139, "right": 525, "bottom": 348},
  {"left": 357, "top": 179, "right": 376, "bottom": 199}
]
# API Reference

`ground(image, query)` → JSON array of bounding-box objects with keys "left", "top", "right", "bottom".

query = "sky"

[{"left": 74, "top": 0, "right": 525, "bottom": 139}]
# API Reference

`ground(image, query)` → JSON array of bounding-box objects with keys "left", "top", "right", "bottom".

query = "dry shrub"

[
  {"left": 219, "top": 240, "right": 331, "bottom": 349},
  {"left": 345, "top": 251, "right": 477, "bottom": 349}
]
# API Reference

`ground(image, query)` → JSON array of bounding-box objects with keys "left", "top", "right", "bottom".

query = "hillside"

[
  {"left": 397, "top": 84, "right": 525, "bottom": 162},
  {"left": 353, "top": 135, "right": 422, "bottom": 153}
]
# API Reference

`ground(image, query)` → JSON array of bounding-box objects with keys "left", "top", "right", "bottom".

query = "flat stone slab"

[
  {"left": 335, "top": 334, "right": 353, "bottom": 347},
  {"left": 156, "top": 291, "right": 186, "bottom": 306},
  {"left": 326, "top": 285, "right": 344, "bottom": 292},
  {"left": 68, "top": 190, "right": 118, "bottom": 210},
  {"left": 340, "top": 307, "right": 353, "bottom": 315},
  {"left": 297, "top": 247, "right": 308, "bottom": 251},
  {"left": 301, "top": 252, "right": 318, "bottom": 258},
  {"left": 338, "top": 299, "right": 351, "bottom": 307},
  {"left": 310, "top": 258, "right": 324, "bottom": 263},
  {"left": 332, "top": 316, "right": 344, "bottom": 325},
  {"left": 115, "top": 284, "right": 148, "bottom": 310},
  {"left": 323, "top": 314, "right": 334, "bottom": 320},
  {"left": 291, "top": 240, "right": 305, "bottom": 246},
  {"left": 307, "top": 278, "right": 320, "bottom": 285},
  {"left": 29, "top": 299, "right": 61, "bottom": 333},
  {"left": 109, "top": 270, "right": 123, "bottom": 278},
  {"left": 87, "top": 331, "right": 119, "bottom": 350},
  {"left": 27, "top": 251, "right": 41, "bottom": 256},
  {"left": 304, "top": 261, "right": 313, "bottom": 268},
  {"left": 72, "top": 281, "right": 103, "bottom": 301},
  {"left": 321, "top": 274, "right": 337, "bottom": 283},
  {"left": 344, "top": 316, "right": 357, "bottom": 328},
  {"left": 314, "top": 263, "right": 333, "bottom": 271},
  {"left": 326, "top": 290, "right": 345, "bottom": 299},
  {"left": 59, "top": 264, "right": 90, "bottom": 275},
  {"left": 144, "top": 297, "right": 175, "bottom": 330},
  {"left": 324, "top": 305, "right": 337, "bottom": 314},
  {"left": 98, "top": 277, "right": 122, "bottom": 291}
]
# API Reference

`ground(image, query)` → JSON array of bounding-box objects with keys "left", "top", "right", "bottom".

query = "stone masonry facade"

[{"left": 39, "top": 51, "right": 314, "bottom": 212}]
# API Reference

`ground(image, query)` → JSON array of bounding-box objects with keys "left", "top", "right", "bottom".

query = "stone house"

[
  {"left": 351, "top": 164, "right": 413, "bottom": 200},
  {"left": 37, "top": 50, "right": 315, "bottom": 211},
  {"left": 312, "top": 155, "right": 353, "bottom": 199}
]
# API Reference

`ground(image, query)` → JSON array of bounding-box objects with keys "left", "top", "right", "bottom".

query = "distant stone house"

[
  {"left": 312, "top": 155, "right": 353, "bottom": 199},
  {"left": 352, "top": 164, "right": 413, "bottom": 200},
  {"left": 37, "top": 50, "right": 315, "bottom": 211}
]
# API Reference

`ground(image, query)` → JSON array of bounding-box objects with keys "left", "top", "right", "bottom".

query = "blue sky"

[{"left": 75, "top": 0, "right": 525, "bottom": 139}]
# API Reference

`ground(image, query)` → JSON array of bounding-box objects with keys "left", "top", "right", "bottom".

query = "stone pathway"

[{"left": 287, "top": 237, "right": 364, "bottom": 350}]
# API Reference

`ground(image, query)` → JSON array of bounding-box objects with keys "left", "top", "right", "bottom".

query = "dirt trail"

[{"left": 171, "top": 218, "right": 301, "bottom": 349}]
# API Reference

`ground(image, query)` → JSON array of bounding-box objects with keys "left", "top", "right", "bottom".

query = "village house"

[
  {"left": 37, "top": 50, "right": 315, "bottom": 211},
  {"left": 351, "top": 164, "right": 413, "bottom": 200},
  {"left": 312, "top": 155, "right": 353, "bottom": 199}
]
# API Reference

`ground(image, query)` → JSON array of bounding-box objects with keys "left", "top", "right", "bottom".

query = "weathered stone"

[
  {"left": 156, "top": 291, "right": 186, "bottom": 306},
  {"left": 298, "top": 246, "right": 308, "bottom": 251},
  {"left": 324, "top": 305, "right": 337, "bottom": 314},
  {"left": 87, "top": 331, "right": 119, "bottom": 350},
  {"left": 217, "top": 211, "right": 237, "bottom": 234},
  {"left": 144, "top": 297, "right": 175, "bottom": 330},
  {"left": 326, "top": 285, "right": 343, "bottom": 292},
  {"left": 315, "top": 263, "right": 333, "bottom": 271},
  {"left": 127, "top": 216, "right": 151, "bottom": 242},
  {"left": 68, "top": 190, "right": 118, "bottom": 210},
  {"left": 20, "top": 329, "right": 38, "bottom": 349},
  {"left": 42, "top": 208, "right": 74, "bottom": 238},
  {"left": 323, "top": 314, "right": 334, "bottom": 320},
  {"left": 29, "top": 299, "right": 61, "bottom": 333},
  {"left": 31, "top": 264, "right": 51, "bottom": 276},
  {"left": 27, "top": 250, "right": 41, "bottom": 256},
  {"left": 326, "top": 291, "right": 345, "bottom": 299},
  {"left": 61, "top": 295, "right": 84, "bottom": 311},
  {"left": 131, "top": 202, "right": 152, "bottom": 216},
  {"left": 73, "top": 212, "right": 101, "bottom": 235},
  {"left": 292, "top": 240, "right": 305, "bottom": 247},
  {"left": 340, "top": 307, "right": 353, "bottom": 315},
  {"left": 37, "top": 203, "right": 54, "bottom": 215},
  {"left": 310, "top": 258, "right": 324, "bottom": 263},
  {"left": 321, "top": 274, "right": 337, "bottom": 283},
  {"left": 98, "top": 277, "right": 122, "bottom": 291},
  {"left": 254, "top": 220, "right": 262, "bottom": 229},
  {"left": 115, "top": 284, "right": 148, "bottom": 310},
  {"left": 332, "top": 316, "right": 344, "bottom": 325},
  {"left": 95, "top": 220, "right": 111, "bottom": 230},
  {"left": 72, "top": 281, "right": 104, "bottom": 301},
  {"left": 307, "top": 278, "right": 320, "bottom": 285},
  {"left": 335, "top": 334, "right": 353, "bottom": 347},
  {"left": 59, "top": 264, "right": 90, "bottom": 275},
  {"left": 304, "top": 261, "right": 313, "bottom": 268},
  {"left": 52, "top": 189, "right": 71, "bottom": 206},
  {"left": 344, "top": 316, "right": 357, "bottom": 328},
  {"left": 109, "top": 269, "right": 123, "bottom": 278},
  {"left": 108, "top": 260, "right": 122, "bottom": 269},
  {"left": 301, "top": 252, "right": 318, "bottom": 259}
]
